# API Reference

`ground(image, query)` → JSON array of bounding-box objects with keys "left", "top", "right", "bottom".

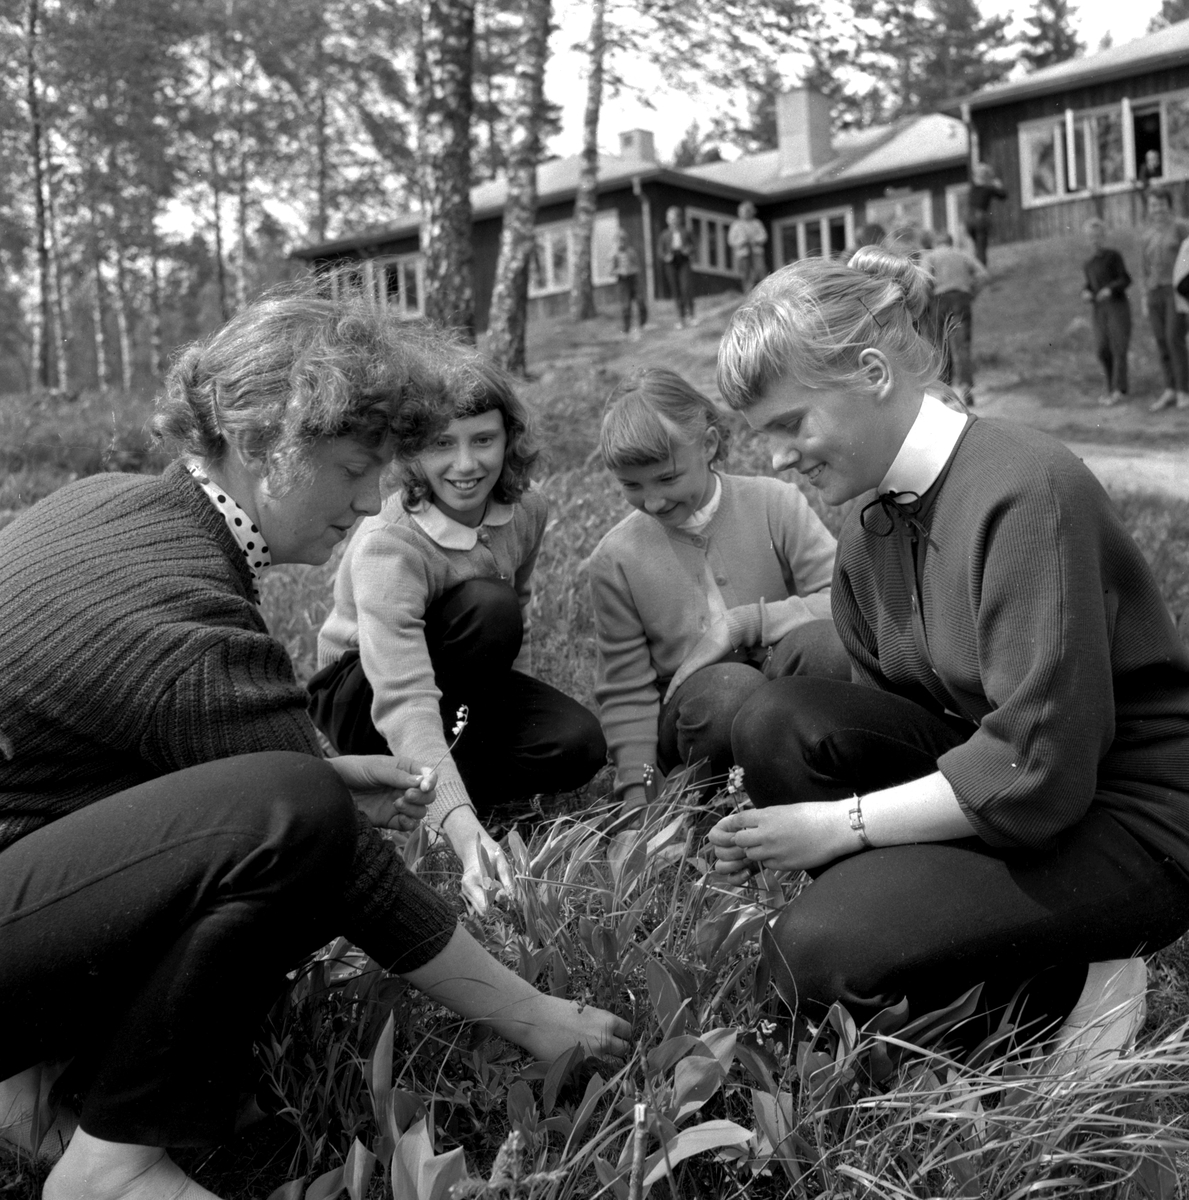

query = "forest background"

[{"left": 3, "top": 0, "right": 1188, "bottom": 397}]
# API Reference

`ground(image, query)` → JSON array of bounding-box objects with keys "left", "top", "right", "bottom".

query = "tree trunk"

[
  {"left": 486, "top": 0, "right": 551, "bottom": 373},
  {"left": 313, "top": 23, "right": 328, "bottom": 243},
  {"left": 208, "top": 45, "right": 229, "bottom": 320},
  {"left": 112, "top": 242, "right": 134, "bottom": 392},
  {"left": 148, "top": 247, "right": 164, "bottom": 379},
  {"left": 44, "top": 158, "right": 70, "bottom": 393},
  {"left": 416, "top": 0, "right": 476, "bottom": 337},
  {"left": 569, "top": 0, "right": 605, "bottom": 322},
  {"left": 90, "top": 227, "right": 108, "bottom": 388},
  {"left": 24, "top": 0, "right": 51, "bottom": 388}
]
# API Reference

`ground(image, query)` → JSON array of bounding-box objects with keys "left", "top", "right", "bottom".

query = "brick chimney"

[
  {"left": 776, "top": 89, "right": 833, "bottom": 177},
  {"left": 619, "top": 129, "right": 658, "bottom": 163}
]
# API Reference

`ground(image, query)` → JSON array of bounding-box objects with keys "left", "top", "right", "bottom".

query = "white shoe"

[
  {"left": 1150, "top": 389, "right": 1177, "bottom": 411},
  {"left": 1047, "top": 958, "right": 1147, "bottom": 1077},
  {"left": 1177, "top": 391, "right": 1189, "bottom": 409}
]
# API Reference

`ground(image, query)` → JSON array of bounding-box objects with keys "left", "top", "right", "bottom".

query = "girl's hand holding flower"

[{"left": 328, "top": 754, "right": 435, "bottom": 832}]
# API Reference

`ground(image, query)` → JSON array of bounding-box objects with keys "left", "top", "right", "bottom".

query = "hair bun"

[{"left": 849, "top": 246, "right": 931, "bottom": 321}]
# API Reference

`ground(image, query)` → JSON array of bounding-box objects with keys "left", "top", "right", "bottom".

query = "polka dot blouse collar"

[{"left": 186, "top": 465, "right": 272, "bottom": 595}]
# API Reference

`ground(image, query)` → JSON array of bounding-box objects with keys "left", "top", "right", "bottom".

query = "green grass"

[{"left": 4, "top": 261, "right": 1189, "bottom": 1197}]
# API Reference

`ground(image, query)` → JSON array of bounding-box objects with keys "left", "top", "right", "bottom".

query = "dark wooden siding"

[
  {"left": 973, "top": 64, "right": 1189, "bottom": 245},
  {"left": 643, "top": 182, "right": 746, "bottom": 302}
]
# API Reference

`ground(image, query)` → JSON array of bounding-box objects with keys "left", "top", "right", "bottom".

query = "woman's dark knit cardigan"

[{"left": 0, "top": 462, "right": 455, "bottom": 972}]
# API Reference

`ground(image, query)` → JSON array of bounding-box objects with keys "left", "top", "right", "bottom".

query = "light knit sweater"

[
  {"left": 0, "top": 463, "right": 456, "bottom": 972},
  {"left": 318, "top": 489, "right": 547, "bottom": 833},
  {"left": 588, "top": 472, "right": 836, "bottom": 793},
  {"left": 835, "top": 418, "right": 1189, "bottom": 865}
]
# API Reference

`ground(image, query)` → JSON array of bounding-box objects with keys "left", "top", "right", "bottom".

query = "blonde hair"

[
  {"left": 716, "top": 248, "right": 945, "bottom": 410},
  {"left": 152, "top": 275, "right": 454, "bottom": 490},
  {"left": 600, "top": 368, "right": 730, "bottom": 470}
]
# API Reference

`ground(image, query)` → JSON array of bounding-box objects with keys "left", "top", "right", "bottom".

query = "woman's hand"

[
  {"left": 327, "top": 755, "right": 434, "bottom": 833},
  {"left": 664, "top": 614, "right": 734, "bottom": 703},
  {"left": 511, "top": 994, "right": 634, "bottom": 1063},
  {"left": 708, "top": 803, "right": 856, "bottom": 880},
  {"left": 445, "top": 807, "right": 515, "bottom": 914}
]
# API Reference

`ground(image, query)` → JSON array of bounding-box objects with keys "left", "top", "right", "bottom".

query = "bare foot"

[
  {"left": 510, "top": 994, "right": 633, "bottom": 1063},
  {"left": 43, "top": 1129, "right": 223, "bottom": 1200}
]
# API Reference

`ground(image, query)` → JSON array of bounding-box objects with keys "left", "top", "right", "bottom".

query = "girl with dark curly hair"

[{"left": 310, "top": 351, "right": 606, "bottom": 912}]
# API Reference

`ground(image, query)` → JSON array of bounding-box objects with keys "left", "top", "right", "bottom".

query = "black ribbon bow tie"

[{"left": 859, "top": 489, "right": 930, "bottom": 542}]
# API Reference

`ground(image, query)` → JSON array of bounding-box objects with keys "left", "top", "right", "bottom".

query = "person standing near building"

[
  {"left": 610, "top": 228, "right": 648, "bottom": 338},
  {"left": 728, "top": 201, "right": 769, "bottom": 293},
  {"left": 965, "top": 162, "right": 1007, "bottom": 266},
  {"left": 659, "top": 206, "right": 696, "bottom": 328},
  {"left": 1080, "top": 218, "right": 1132, "bottom": 407},
  {"left": 1141, "top": 188, "right": 1189, "bottom": 411},
  {"left": 923, "top": 232, "right": 988, "bottom": 406}
]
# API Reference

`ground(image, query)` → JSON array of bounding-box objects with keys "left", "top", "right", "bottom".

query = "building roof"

[
  {"left": 293, "top": 113, "right": 967, "bottom": 260},
  {"left": 966, "top": 19, "right": 1189, "bottom": 111},
  {"left": 683, "top": 114, "right": 966, "bottom": 200}
]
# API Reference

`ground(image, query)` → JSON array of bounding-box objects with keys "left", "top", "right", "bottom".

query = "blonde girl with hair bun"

[{"left": 709, "top": 248, "right": 1189, "bottom": 1056}]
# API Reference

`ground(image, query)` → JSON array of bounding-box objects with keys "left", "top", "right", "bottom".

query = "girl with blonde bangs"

[{"left": 709, "top": 248, "right": 1189, "bottom": 1057}]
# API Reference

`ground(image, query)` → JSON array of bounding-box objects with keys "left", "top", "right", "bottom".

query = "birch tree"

[
  {"left": 416, "top": 0, "right": 476, "bottom": 335},
  {"left": 568, "top": 0, "right": 604, "bottom": 322},
  {"left": 485, "top": 0, "right": 551, "bottom": 372}
]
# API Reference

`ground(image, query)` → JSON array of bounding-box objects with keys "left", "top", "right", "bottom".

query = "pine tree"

[{"left": 1019, "top": 0, "right": 1084, "bottom": 72}]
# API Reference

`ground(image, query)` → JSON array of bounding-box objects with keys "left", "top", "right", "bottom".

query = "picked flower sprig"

[
  {"left": 726, "top": 765, "right": 745, "bottom": 795},
  {"left": 421, "top": 705, "right": 469, "bottom": 787}
]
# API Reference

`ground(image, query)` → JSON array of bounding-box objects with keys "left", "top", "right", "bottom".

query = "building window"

[
  {"left": 529, "top": 211, "right": 618, "bottom": 297},
  {"left": 685, "top": 207, "right": 738, "bottom": 276},
  {"left": 373, "top": 255, "right": 424, "bottom": 318},
  {"left": 773, "top": 208, "right": 852, "bottom": 267},
  {"left": 1018, "top": 88, "right": 1189, "bottom": 207},
  {"left": 866, "top": 190, "right": 934, "bottom": 236}
]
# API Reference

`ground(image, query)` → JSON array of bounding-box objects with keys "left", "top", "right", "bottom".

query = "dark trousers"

[
  {"left": 1148, "top": 285, "right": 1189, "bottom": 392},
  {"left": 1093, "top": 296, "right": 1131, "bottom": 394},
  {"left": 309, "top": 579, "right": 606, "bottom": 813},
  {"left": 737, "top": 252, "right": 766, "bottom": 294},
  {"left": 617, "top": 274, "right": 647, "bottom": 332},
  {"left": 0, "top": 752, "right": 357, "bottom": 1146},
  {"left": 934, "top": 290, "right": 974, "bottom": 389},
  {"left": 966, "top": 218, "right": 990, "bottom": 266},
  {"left": 656, "top": 618, "right": 850, "bottom": 782},
  {"left": 664, "top": 256, "right": 694, "bottom": 320},
  {"left": 731, "top": 677, "right": 1189, "bottom": 1040}
]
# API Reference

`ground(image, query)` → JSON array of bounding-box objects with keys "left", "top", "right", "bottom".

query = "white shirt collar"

[
  {"left": 409, "top": 499, "right": 516, "bottom": 550},
  {"left": 878, "top": 393, "right": 969, "bottom": 500},
  {"left": 186, "top": 464, "right": 271, "bottom": 596},
  {"left": 678, "top": 472, "right": 722, "bottom": 535}
]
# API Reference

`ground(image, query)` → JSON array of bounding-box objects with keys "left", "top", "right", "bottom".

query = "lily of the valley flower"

[{"left": 422, "top": 705, "right": 471, "bottom": 785}]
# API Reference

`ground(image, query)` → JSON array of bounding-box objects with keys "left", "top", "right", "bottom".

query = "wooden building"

[
  {"left": 964, "top": 20, "right": 1189, "bottom": 246},
  {"left": 291, "top": 91, "right": 968, "bottom": 330}
]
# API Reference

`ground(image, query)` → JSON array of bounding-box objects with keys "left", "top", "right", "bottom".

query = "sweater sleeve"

[
  {"left": 140, "top": 629, "right": 457, "bottom": 973},
  {"left": 589, "top": 547, "right": 660, "bottom": 796},
  {"left": 1107, "top": 250, "right": 1132, "bottom": 295},
  {"left": 346, "top": 525, "right": 473, "bottom": 836},
  {"left": 724, "top": 483, "right": 838, "bottom": 649},
  {"left": 937, "top": 474, "right": 1116, "bottom": 848}
]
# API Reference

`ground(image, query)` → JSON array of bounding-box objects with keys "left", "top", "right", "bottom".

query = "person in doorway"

[
  {"left": 610, "top": 228, "right": 648, "bottom": 338},
  {"left": 728, "top": 201, "right": 769, "bottom": 293},
  {"left": 1080, "top": 217, "right": 1132, "bottom": 406},
  {"left": 965, "top": 162, "right": 1007, "bottom": 266},
  {"left": 659, "top": 206, "right": 696, "bottom": 328}
]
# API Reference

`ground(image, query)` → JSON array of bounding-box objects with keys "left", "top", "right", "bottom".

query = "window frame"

[
  {"left": 1017, "top": 86, "right": 1189, "bottom": 209},
  {"left": 772, "top": 206, "right": 854, "bottom": 267},
  {"left": 864, "top": 190, "right": 936, "bottom": 236},
  {"left": 528, "top": 212, "right": 619, "bottom": 298},
  {"left": 684, "top": 205, "right": 741, "bottom": 277},
  {"left": 372, "top": 253, "right": 425, "bottom": 318}
]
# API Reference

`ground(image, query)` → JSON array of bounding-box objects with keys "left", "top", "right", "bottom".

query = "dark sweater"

[
  {"left": 1083, "top": 248, "right": 1132, "bottom": 299},
  {"left": 0, "top": 462, "right": 455, "bottom": 971},
  {"left": 834, "top": 419, "right": 1189, "bottom": 865}
]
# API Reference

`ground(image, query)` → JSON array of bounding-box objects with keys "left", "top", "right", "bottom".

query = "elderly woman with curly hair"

[{"left": 0, "top": 286, "right": 629, "bottom": 1200}]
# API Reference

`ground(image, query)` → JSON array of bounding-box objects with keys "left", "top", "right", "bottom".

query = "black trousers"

[
  {"left": 0, "top": 752, "right": 357, "bottom": 1146},
  {"left": 664, "top": 256, "right": 694, "bottom": 320},
  {"left": 309, "top": 578, "right": 606, "bottom": 813},
  {"left": 732, "top": 677, "right": 1189, "bottom": 1040},
  {"left": 1148, "top": 285, "right": 1189, "bottom": 392},
  {"left": 617, "top": 274, "right": 647, "bottom": 332},
  {"left": 1093, "top": 296, "right": 1131, "bottom": 394}
]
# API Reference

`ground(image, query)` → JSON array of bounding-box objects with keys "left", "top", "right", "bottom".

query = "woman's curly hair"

[
  {"left": 397, "top": 351, "right": 539, "bottom": 511},
  {"left": 151, "top": 275, "right": 457, "bottom": 492}
]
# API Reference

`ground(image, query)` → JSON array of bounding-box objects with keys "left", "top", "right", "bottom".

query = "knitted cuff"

[{"left": 726, "top": 604, "right": 763, "bottom": 650}]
